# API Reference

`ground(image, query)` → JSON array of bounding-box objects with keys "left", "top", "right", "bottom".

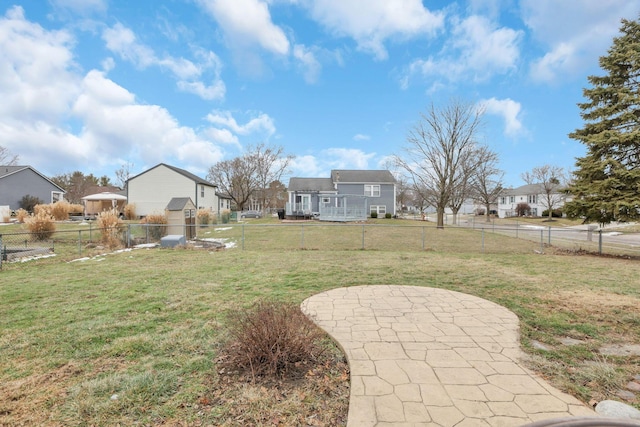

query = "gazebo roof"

[{"left": 81, "top": 192, "right": 128, "bottom": 201}]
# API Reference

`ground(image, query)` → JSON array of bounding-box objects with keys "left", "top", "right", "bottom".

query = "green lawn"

[{"left": 1, "top": 222, "right": 639, "bottom": 425}]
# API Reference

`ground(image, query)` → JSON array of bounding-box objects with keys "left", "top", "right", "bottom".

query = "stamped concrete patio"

[{"left": 301, "top": 285, "right": 597, "bottom": 427}]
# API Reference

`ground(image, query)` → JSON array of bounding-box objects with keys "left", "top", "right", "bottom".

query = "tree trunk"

[
  {"left": 436, "top": 205, "right": 445, "bottom": 228},
  {"left": 451, "top": 208, "right": 459, "bottom": 225},
  {"left": 485, "top": 203, "right": 492, "bottom": 222}
]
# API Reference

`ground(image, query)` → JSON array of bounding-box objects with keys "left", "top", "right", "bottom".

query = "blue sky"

[{"left": 1, "top": 1, "right": 638, "bottom": 187}]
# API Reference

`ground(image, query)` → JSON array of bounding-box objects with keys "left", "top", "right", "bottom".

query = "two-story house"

[
  {"left": 287, "top": 170, "right": 396, "bottom": 221},
  {"left": 497, "top": 183, "right": 567, "bottom": 218},
  {"left": 127, "top": 163, "right": 220, "bottom": 217}
]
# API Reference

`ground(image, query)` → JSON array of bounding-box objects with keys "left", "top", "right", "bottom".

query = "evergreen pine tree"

[{"left": 565, "top": 18, "right": 640, "bottom": 224}]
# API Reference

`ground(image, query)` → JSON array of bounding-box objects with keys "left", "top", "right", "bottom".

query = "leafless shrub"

[
  {"left": 197, "top": 209, "right": 211, "bottom": 226},
  {"left": 50, "top": 201, "right": 71, "bottom": 220},
  {"left": 219, "top": 300, "right": 326, "bottom": 379}
]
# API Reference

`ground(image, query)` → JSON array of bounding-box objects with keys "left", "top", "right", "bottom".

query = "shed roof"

[
  {"left": 82, "top": 192, "right": 127, "bottom": 201},
  {"left": 166, "top": 197, "right": 195, "bottom": 211}
]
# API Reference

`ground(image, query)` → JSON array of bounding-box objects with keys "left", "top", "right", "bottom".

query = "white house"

[
  {"left": 127, "top": 163, "right": 220, "bottom": 217},
  {"left": 497, "top": 183, "right": 567, "bottom": 218}
]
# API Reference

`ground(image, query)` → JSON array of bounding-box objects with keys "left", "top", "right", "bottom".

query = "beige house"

[{"left": 127, "top": 163, "right": 219, "bottom": 218}]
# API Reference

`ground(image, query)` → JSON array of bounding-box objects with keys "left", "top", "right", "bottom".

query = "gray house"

[
  {"left": 287, "top": 170, "right": 397, "bottom": 221},
  {"left": 0, "top": 165, "right": 65, "bottom": 211}
]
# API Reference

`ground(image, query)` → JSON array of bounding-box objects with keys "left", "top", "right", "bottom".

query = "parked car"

[{"left": 240, "top": 210, "right": 263, "bottom": 218}]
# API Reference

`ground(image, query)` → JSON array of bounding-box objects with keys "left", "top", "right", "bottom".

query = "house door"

[
  {"left": 185, "top": 209, "right": 196, "bottom": 239},
  {"left": 297, "top": 194, "right": 311, "bottom": 213}
]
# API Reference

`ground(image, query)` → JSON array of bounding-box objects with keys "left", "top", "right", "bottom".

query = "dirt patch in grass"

[{"left": 186, "top": 345, "right": 349, "bottom": 426}]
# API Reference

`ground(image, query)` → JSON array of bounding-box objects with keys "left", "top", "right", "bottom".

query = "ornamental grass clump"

[
  {"left": 219, "top": 300, "right": 326, "bottom": 379},
  {"left": 97, "top": 209, "right": 123, "bottom": 248},
  {"left": 197, "top": 209, "right": 211, "bottom": 227},
  {"left": 50, "top": 201, "right": 71, "bottom": 220},
  {"left": 123, "top": 203, "right": 136, "bottom": 220},
  {"left": 141, "top": 213, "right": 167, "bottom": 240},
  {"left": 15, "top": 208, "right": 28, "bottom": 223},
  {"left": 24, "top": 211, "right": 56, "bottom": 240}
]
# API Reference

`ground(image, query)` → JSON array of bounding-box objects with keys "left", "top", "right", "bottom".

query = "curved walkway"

[{"left": 301, "top": 285, "right": 596, "bottom": 427}]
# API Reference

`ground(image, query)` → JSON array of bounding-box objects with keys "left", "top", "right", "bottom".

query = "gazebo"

[{"left": 82, "top": 192, "right": 127, "bottom": 217}]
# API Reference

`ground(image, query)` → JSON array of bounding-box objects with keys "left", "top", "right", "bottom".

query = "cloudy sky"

[{"left": 1, "top": 1, "right": 638, "bottom": 187}]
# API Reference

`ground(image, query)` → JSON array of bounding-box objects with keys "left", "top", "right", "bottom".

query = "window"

[
  {"left": 321, "top": 197, "right": 330, "bottom": 204},
  {"left": 528, "top": 194, "right": 537, "bottom": 204},
  {"left": 500, "top": 197, "right": 506, "bottom": 204},
  {"left": 364, "top": 184, "right": 380, "bottom": 197},
  {"left": 51, "top": 191, "right": 63, "bottom": 203},
  {"left": 370, "top": 205, "right": 386, "bottom": 214},
  {"left": 201, "top": 185, "right": 205, "bottom": 197},
  {"left": 509, "top": 196, "right": 515, "bottom": 203}
]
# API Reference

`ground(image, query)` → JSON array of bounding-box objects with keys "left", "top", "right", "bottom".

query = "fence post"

[
  {"left": 548, "top": 226, "right": 552, "bottom": 246},
  {"left": 516, "top": 220, "right": 518, "bottom": 238},
  {"left": 598, "top": 229, "right": 603, "bottom": 255},
  {"left": 0, "top": 234, "right": 3, "bottom": 269},
  {"left": 300, "top": 224, "right": 304, "bottom": 249},
  {"left": 78, "top": 230, "right": 82, "bottom": 256},
  {"left": 422, "top": 226, "right": 425, "bottom": 250},
  {"left": 540, "top": 230, "right": 544, "bottom": 253},
  {"left": 89, "top": 221, "right": 93, "bottom": 242},
  {"left": 242, "top": 224, "right": 246, "bottom": 250},
  {"left": 362, "top": 224, "right": 365, "bottom": 250},
  {"left": 482, "top": 229, "right": 485, "bottom": 253}
]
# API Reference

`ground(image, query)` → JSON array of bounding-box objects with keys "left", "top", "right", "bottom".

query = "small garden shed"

[{"left": 165, "top": 197, "right": 196, "bottom": 240}]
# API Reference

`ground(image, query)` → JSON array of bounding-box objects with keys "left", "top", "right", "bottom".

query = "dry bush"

[
  {"left": 24, "top": 211, "right": 56, "bottom": 241},
  {"left": 197, "top": 209, "right": 211, "bottom": 226},
  {"left": 141, "top": 213, "right": 167, "bottom": 240},
  {"left": 33, "top": 204, "right": 51, "bottom": 216},
  {"left": 97, "top": 209, "right": 123, "bottom": 248},
  {"left": 220, "top": 300, "right": 326, "bottom": 378},
  {"left": 68, "top": 203, "right": 84, "bottom": 215},
  {"left": 15, "top": 209, "right": 29, "bottom": 223},
  {"left": 123, "top": 203, "right": 136, "bottom": 220},
  {"left": 50, "top": 201, "right": 71, "bottom": 220}
]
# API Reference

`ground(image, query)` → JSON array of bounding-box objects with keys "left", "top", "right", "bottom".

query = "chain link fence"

[{"left": 2, "top": 219, "right": 639, "bottom": 268}]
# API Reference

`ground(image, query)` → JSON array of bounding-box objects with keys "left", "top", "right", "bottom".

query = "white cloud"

[
  {"left": 73, "top": 71, "right": 224, "bottom": 170},
  {"left": 322, "top": 148, "right": 375, "bottom": 169},
  {"left": 0, "top": 6, "right": 79, "bottom": 124},
  {"left": 197, "top": 0, "right": 289, "bottom": 55},
  {"left": 302, "top": 0, "right": 444, "bottom": 60},
  {"left": 205, "top": 110, "right": 276, "bottom": 138},
  {"left": 353, "top": 134, "right": 370, "bottom": 141},
  {"left": 102, "top": 23, "right": 226, "bottom": 100},
  {"left": 289, "top": 155, "right": 323, "bottom": 177},
  {"left": 0, "top": 8, "right": 225, "bottom": 176},
  {"left": 404, "top": 14, "right": 521, "bottom": 86},
  {"left": 479, "top": 97, "right": 523, "bottom": 137},
  {"left": 293, "top": 44, "right": 321, "bottom": 84},
  {"left": 521, "top": 0, "right": 640, "bottom": 83}
]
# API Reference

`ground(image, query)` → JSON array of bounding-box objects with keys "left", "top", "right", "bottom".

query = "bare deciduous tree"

[
  {"left": 0, "top": 145, "right": 18, "bottom": 166},
  {"left": 115, "top": 161, "right": 134, "bottom": 189},
  {"left": 521, "top": 165, "right": 566, "bottom": 219},
  {"left": 207, "top": 144, "right": 293, "bottom": 212},
  {"left": 469, "top": 146, "right": 503, "bottom": 222},
  {"left": 395, "top": 100, "right": 484, "bottom": 228},
  {"left": 252, "top": 143, "right": 294, "bottom": 212}
]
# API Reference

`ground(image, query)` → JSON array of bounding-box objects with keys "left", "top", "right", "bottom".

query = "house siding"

[
  {"left": 337, "top": 183, "right": 396, "bottom": 215},
  {"left": 0, "top": 167, "right": 64, "bottom": 210},
  {"left": 128, "top": 164, "right": 218, "bottom": 217}
]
